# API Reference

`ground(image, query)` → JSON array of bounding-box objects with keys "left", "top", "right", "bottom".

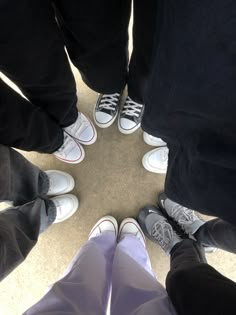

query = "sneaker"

[
  {"left": 64, "top": 112, "right": 97, "bottom": 145},
  {"left": 51, "top": 194, "right": 79, "bottom": 223},
  {"left": 143, "top": 132, "right": 167, "bottom": 147},
  {"left": 89, "top": 216, "right": 118, "bottom": 239},
  {"left": 142, "top": 147, "right": 169, "bottom": 174},
  {"left": 119, "top": 218, "right": 146, "bottom": 247},
  {"left": 94, "top": 93, "right": 121, "bottom": 128},
  {"left": 158, "top": 193, "right": 205, "bottom": 235},
  {"left": 138, "top": 205, "right": 182, "bottom": 254},
  {"left": 45, "top": 170, "right": 75, "bottom": 196},
  {"left": 54, "top": 132, "right": 85, "bottom": 164},
  {"left": 118, "top": 96, "right": 144, "bottom": 134}
]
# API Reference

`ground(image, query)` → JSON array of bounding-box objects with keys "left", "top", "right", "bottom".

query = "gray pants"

[{"left": 0, "top": 145, "right": 56, "bottom": 281}]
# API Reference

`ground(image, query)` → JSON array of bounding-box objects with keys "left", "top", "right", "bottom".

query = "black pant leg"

[
  {"left": 166, "top": 239, "right": 236, "bottom": 315},
  {"left": 0, "top": 0, "right": 77, "bottom": 126},
  {"left": 0, "top": 79, "right": 63, "bottom": 152},
  {"left": 54, "top": 0, "right": 131, "bottom": 94},
  {"left": 195, "top": 218, "right": 236, "bottom": 254},
  {"left": 0, "top": 198, "right": 56, "bottom": 281},
  {"left": 128, "top": 0, "right": 159, "bottom": 103}
]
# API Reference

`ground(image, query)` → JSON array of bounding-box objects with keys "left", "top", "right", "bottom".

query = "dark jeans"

[
  {"left": 0, "top": 0, "right": 78, "bottom": 153},
  {"left": 54, "top": 0, "right": 158, "bottom": 104},
  {"left": 167, "top": 239, "right": 236, "bottom": 315},
  {"left": 0, "top": 145, "right": 56, "bottom": 281}
]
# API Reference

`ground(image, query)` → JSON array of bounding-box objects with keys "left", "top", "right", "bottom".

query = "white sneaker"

[
  {"left": 119, "top": 218, "right": 146, "bottom": 247},
  {"left": 118, "top": 96, "right": 144, "bottom": 134},
  {"left": 45, "top": 170, "right": 75, "bottom": 196},
  {"left": 143, "top": 132, "right": 167, "bottom": 147},
  {"left": 51, "top": 194, "right": 79, "bottom": 223},
  {"left": 64, "top": 112, "right": 97, "bottom": 145},
  {"left": 142, "top": 147, "right": 169, "bottom": 174},
  {"left": 89, "top": 216, "right": 118, "bottom": 239},
  {"left": 94, "top": 93, "right": 121, "bottom": 128},
  {"left": 54, "top": 132, "right": 85, "bottom": 164}
]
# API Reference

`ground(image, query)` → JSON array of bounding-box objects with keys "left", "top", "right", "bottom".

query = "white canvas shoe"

[
  {"left": 143, "top": 132, "right": 167, "bottom": 147},
  {"left": 119, "top": 218, "right": 146, "bottom": 247},
  {"left": 51, "top": 194, "right": 79, "bottom": 223},
  {"left": 53, "top": 132, "right": 85, "bottom": 164},
  {"left": 64, "top": 112, "right": 97, "bottom": 145},
  {"left": 142, "top": 147, "right": 169, "bottom": 174},
  {"left": 45, "top": 170, "right": 75, "bottom": 196},
  {"left": 89, "top": 216, "right": 118, "bottom": 239}
]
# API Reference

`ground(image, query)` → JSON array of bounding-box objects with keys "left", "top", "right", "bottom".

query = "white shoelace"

[
  {"left": 55, "top": 133, "right": 76, "bottom": 157},
  {"left": 170, "top": 204, "right": 199, "bottom": 228},
  {"left": 121, "top": 97, "right": 143, "bottom": 117},
  {"left": 65, "top": 113, "right": 90, "bottom": 138},
  {"left": 99, "top": 93, "right": 120, "bottom": 111},
  {"left": 159, "top": 147, "right": 169, "bottom": 162},
  {"left": 152, "top": 221, "right": 174, "bottom": 252}
]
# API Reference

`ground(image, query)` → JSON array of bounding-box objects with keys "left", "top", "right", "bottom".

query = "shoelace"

[
  {"left": 170, "top": 203, "right": 198, "bottom": 228},
  {"left": 121, "top": 97, "right": 143, "bottom": 117},
  {"left": 99, "top": 93, "right": 120, "bottom": 111},
  {"left": 152, "top": 221, "right": 174, "bottom": 251},
  {"left": 159, "top": 147, "right": 169, "bottom": 162}
]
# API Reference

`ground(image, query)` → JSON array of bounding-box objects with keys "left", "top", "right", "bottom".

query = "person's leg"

[
  {"left": 24, "top": 216, "right": 118, "bottom": 315},
  {"left": 0, "top": 198, "right": 56, "bottom": 281},
  {"left": 54, "top": 0, "right": 131, "bottom": 94},
  {"left": 158, "top": 193, "right": 236, "bottom": 253},
  {"left": 0, "top": 0, "right": 78, "bottom": 127},
  {"left": 0, "top": 79, "right": 63, "bottom": 153},
  {"left": 0, "top": 144, "right": 49, "bottom": 205},
  {"left": 166, "top": 239, "right": 236, "bottom": 315},
  {"left": 194, "top": 218, "right": 236, "bottom": 254},
  {"left": 128, "top": 0, "right": 159, "bottom": 104},
  {"left": 111, "top": 218, "right": 176, "bottom": 315}
]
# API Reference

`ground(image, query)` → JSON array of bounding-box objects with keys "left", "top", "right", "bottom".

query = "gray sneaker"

[
  {"left": 138, "top": 205, "right": 182, "bottom": 254},
  {"left": 94, "top": 93, "right": 121, "bottom": 128},
  {"left": 118, "top": 96, "right": 144, "bottom": 134},
  {"left": 158, "top": 193, "right": 205, "bottom": 235}
]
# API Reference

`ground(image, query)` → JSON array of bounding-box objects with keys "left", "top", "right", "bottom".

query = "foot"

[
  {"left": 142, "top": 147, "right": 169, "bottom": 174},
  {"left": 94, "top": 93, "right": 121, "bottom": 128},
  {"left": 64, "top": 112, "right": 97, "bottom": 145},
  {"left": 118, "top": 96, "right": 144, "bottom": 134},
  {"left": 158, "top": 193, "right": 205, "bottom": 235},
  {"left": 46, "top": 170, "right": 75, "bottom": 196},
  {"left": 119, "top": 218, "right": 146, "bottom": 247},
  {"left": 51, "top": 194, "right": 79, "bottom": 223},
  {"left": 143, "top": 132, "right": 167, "bottom": 147},
  {"left": 89, "top": 216, "right": 118, "bottom": 239},
  {"left": 138, "top": 205, "right": 182, "bottom": 254},
  {"left": 53, "top": 132, "right": 85, "bottom": 164}
]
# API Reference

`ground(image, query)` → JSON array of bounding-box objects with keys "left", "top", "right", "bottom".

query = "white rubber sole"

[
  {"left": 89, "top": 216, "right": 118, "bottom": 238},
  {"left": 53, "top": 194, "right": 79, "bottom": 223},
  {"left": 142, "top": 150, "right": 167, "bottom": 174},
  {"left": 118, "top": 121, "right": 141, "bottom": 135},
  {"left": 143, "top": 132, "right": 167, "bottom": 147},
  {"left": 119, "top": 218, "right": 146, "bottom": 246},
  {"left": 45, "top": 170, "right": 75, "bottom": 196}
]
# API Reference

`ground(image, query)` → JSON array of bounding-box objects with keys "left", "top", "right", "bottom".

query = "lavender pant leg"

[
  {"left": 111, "top": 234, "right": 177, "bottom": 315},
  {"left": 24, "top": 232, "right": 116, "bottom": 315}
]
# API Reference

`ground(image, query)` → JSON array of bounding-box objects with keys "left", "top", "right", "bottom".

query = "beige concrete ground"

[{"left": 0, "top": 66, "right": 236, "bottom": 315}]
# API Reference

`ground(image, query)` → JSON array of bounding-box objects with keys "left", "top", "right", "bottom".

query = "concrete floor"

[{"left": 0, "top": 66, "right": 236, "bottom": 315}]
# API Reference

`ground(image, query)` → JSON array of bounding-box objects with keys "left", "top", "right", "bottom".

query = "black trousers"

[
  {"left": 0, "top": 0, "right": 78, "bottom": 153},
  {"left": 167, "top": 240, "right": 236, "bottom": 315},
  {"left": 0, "top": 145, "right": 55, "bottom": 281},
  {"left": 49, "top": 0, "right": 158, "bottom": 103}
]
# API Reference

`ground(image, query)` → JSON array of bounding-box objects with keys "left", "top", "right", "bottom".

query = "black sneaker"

[
  {"left": 94, "top": 93, "right": 121, "bottom": 128},
  {"left": 138, "top": 205, "right": 182, "bottom": 254},
  {"left": 118, "top": 96, "right": 144, "bottom": 134}
]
